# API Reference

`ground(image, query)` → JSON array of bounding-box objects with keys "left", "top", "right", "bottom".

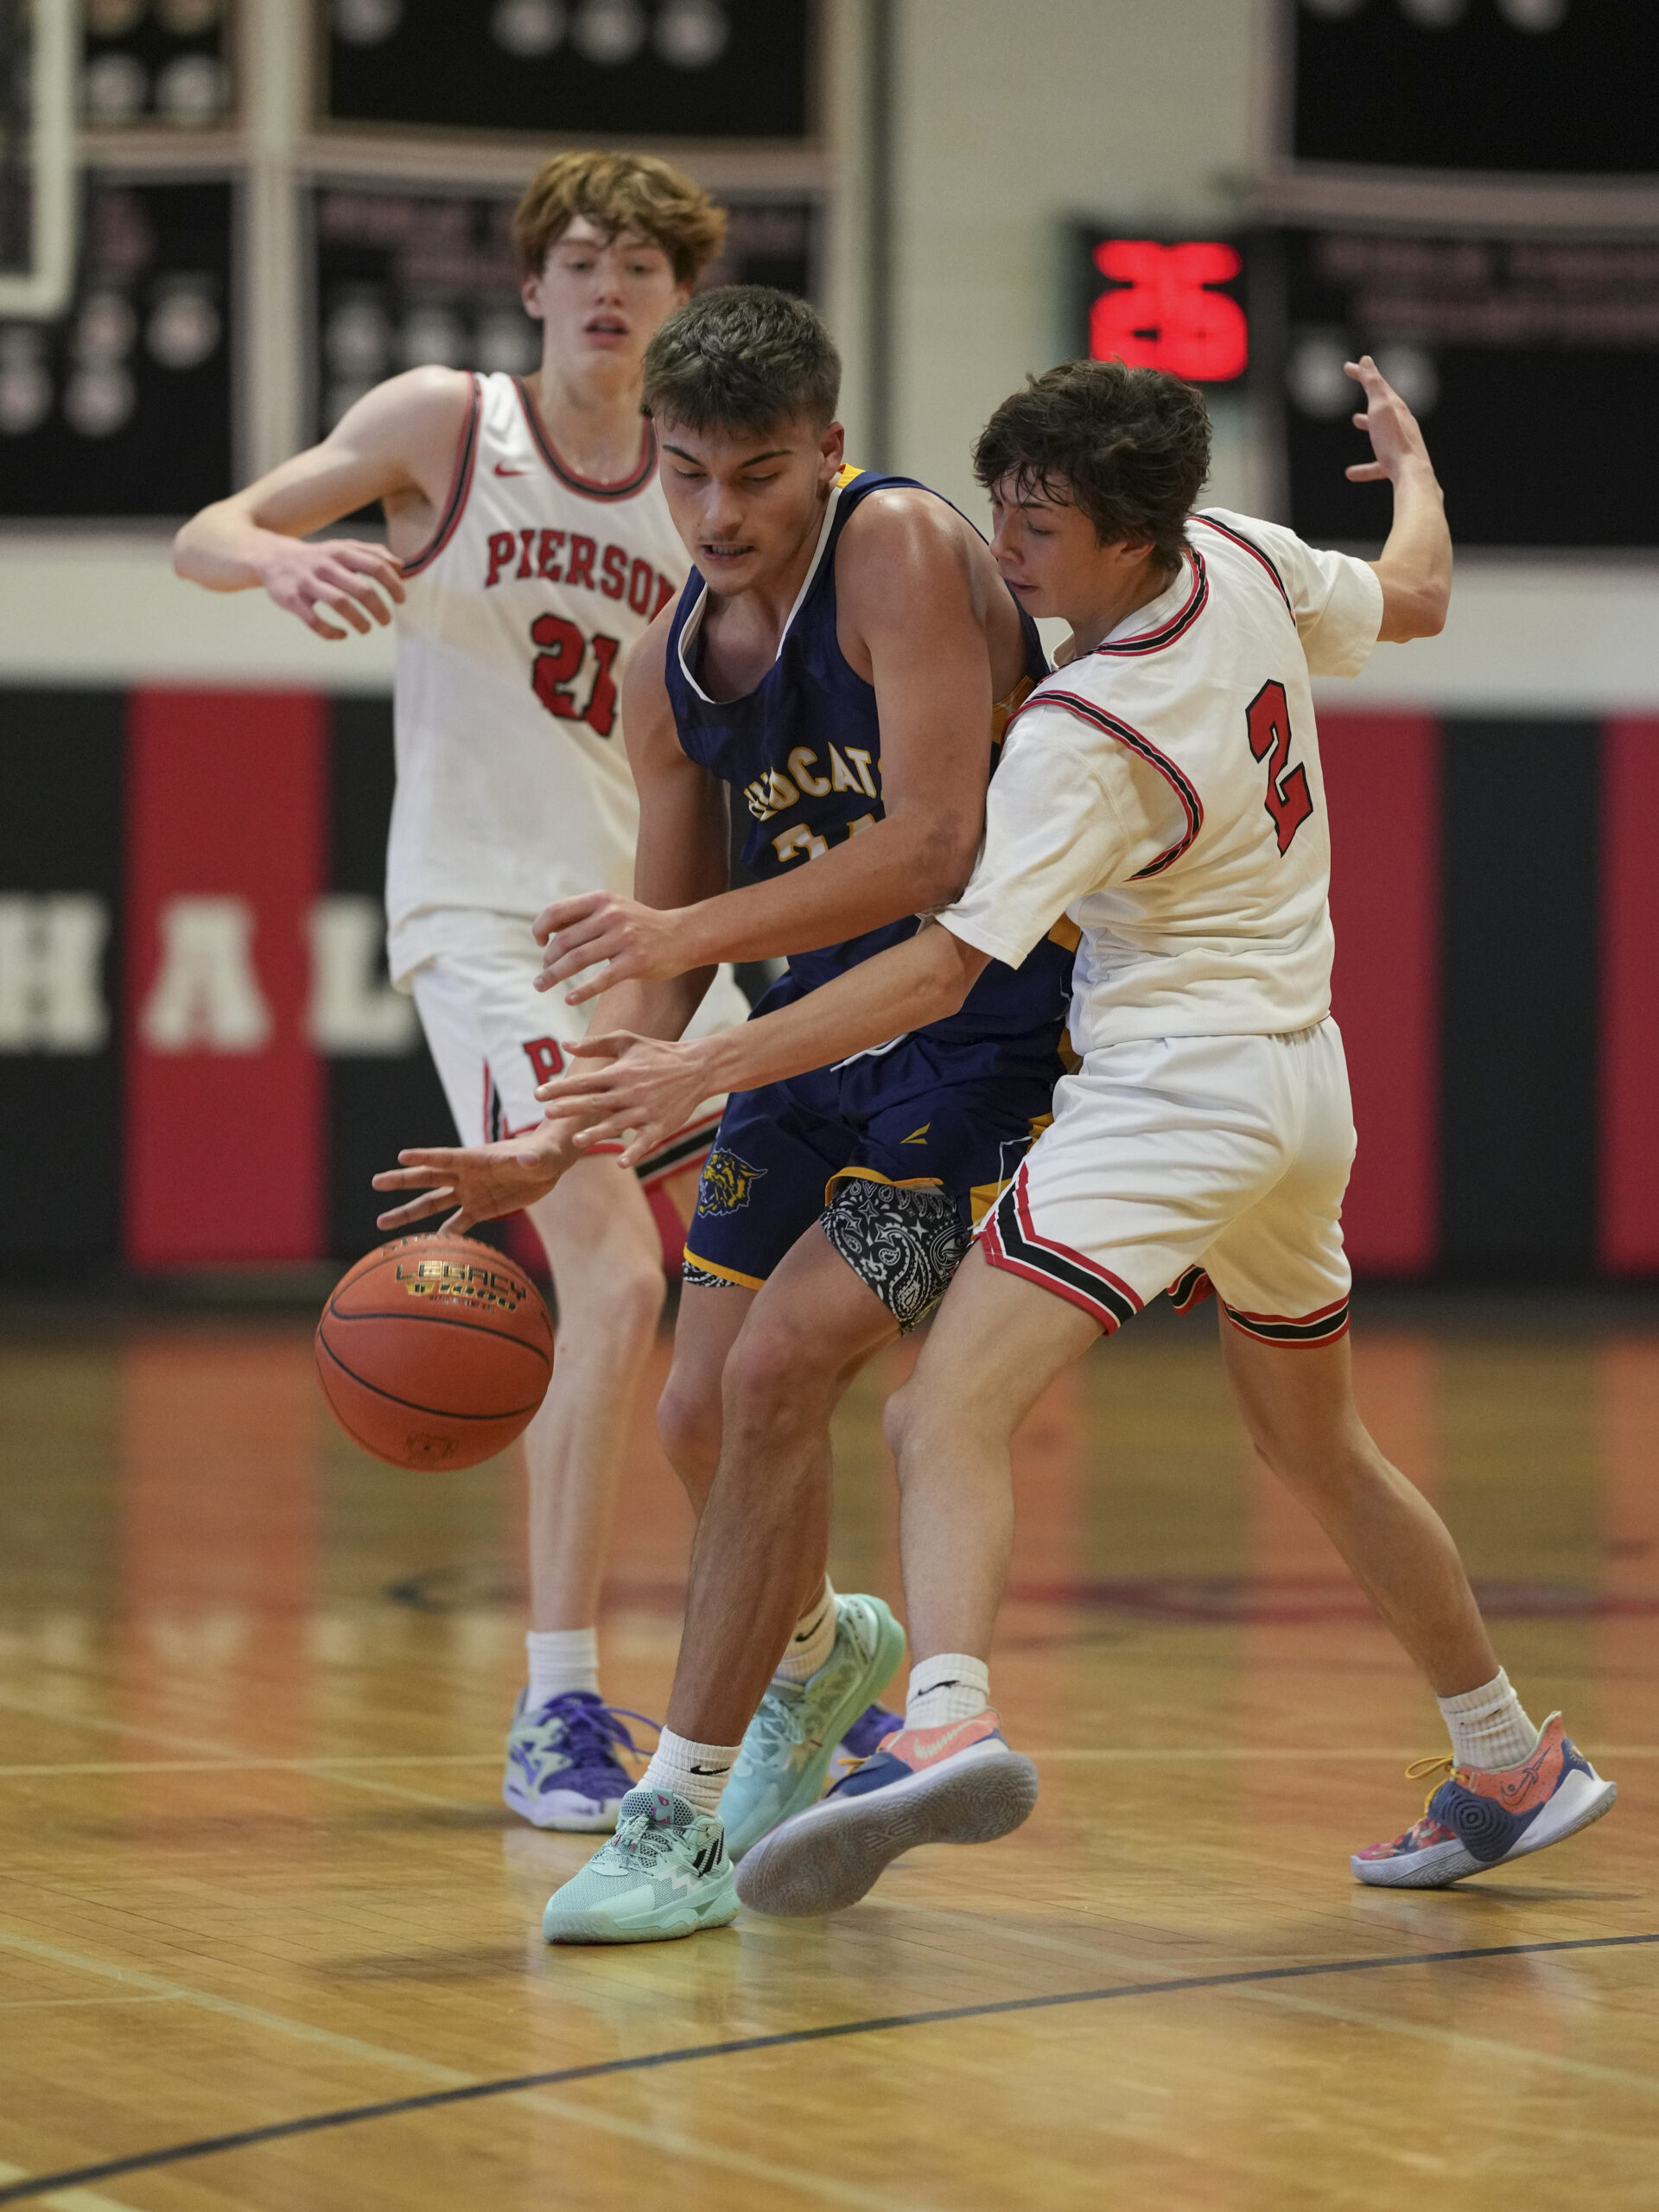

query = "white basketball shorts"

[
  {"left": 406, "top": 910, "right": 749, "bottom": 1188},
  {"left": 979, "top": 1019, "right": 1356, "bottom": 1347}
]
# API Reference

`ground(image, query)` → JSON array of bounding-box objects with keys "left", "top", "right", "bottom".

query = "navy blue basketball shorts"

[{"left": 681, "top": 1039, "right": 1060, "bottom": 1332}]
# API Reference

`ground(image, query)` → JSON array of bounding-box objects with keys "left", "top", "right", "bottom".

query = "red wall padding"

[
  {"left": 124, "top": 690, "right": 326, "bottom": 1266},
  {"left": 1599, "top": 718, "right": 1659, "bottom": 1274},
  {"left": 1320, "top": 712, "right": 1442, "bottom": 1276}
]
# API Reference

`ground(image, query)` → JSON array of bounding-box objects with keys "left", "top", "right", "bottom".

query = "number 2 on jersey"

[
  {"left": 1246, "top": 679, "right": 1313, "bottom": 854},
  {"left": 531, "top": 613, "right": 620, "bottom": 737}
]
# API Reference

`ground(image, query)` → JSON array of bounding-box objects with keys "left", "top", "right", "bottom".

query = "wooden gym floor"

[{"left": 1, "top": 1297, "right": 1656, "bottom": 2211}]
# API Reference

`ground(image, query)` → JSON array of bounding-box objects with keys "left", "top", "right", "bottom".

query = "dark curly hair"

[
  {"left": 642, "top": 285, "right": 841, "bottom": 435},
  {"left": 973, "top": 359, "right": 1211, "bottom": 575}
]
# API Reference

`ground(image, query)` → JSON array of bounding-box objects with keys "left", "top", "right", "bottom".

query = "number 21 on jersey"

[
  {"left": 1246, "top": 679, "right": 1313, "bottom": 854},
  {"left": 531, "top": 614, "right": 620, "bottom": 737}
]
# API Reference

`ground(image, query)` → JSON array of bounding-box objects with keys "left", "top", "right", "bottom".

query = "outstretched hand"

[
  {"left": 532, "top": 891, "right": 690, "bottom": 1006},
  {"left": 1344, "top": 354, "right": 1433, "bottom": 485},
  {"left": 371, "top": 1132, "right": 573, "bottom": 1234},
  {"left": 534, "top": 1031, "right": 714, "bottom": 1170}
]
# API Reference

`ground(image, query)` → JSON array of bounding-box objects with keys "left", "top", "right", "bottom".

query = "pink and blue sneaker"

[
  {"left": 1352, "top": 1713, "right": 1616, "bottom": 1888},
  {"left": 734, "top": 1707, "right": 1039, "bottom": 1917},
  {"left": 825, "top": 1700, "right": 903, "bottom": 1788},
  {"left": 503, "top": 1689, "right": 658, "bottom": 1833}
]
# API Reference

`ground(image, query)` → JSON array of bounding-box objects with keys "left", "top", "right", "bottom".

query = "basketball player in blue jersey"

[{"left": 376, "top": 287, "right": 1076, "bottom": 1939}]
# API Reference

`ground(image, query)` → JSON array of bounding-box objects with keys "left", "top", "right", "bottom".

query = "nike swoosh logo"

[
  {"left": 690, "top": 1764, "right": 730, "bottom": 1776},
  {"left": 493, "top": 462, "right": 531, "bottom": 476}
]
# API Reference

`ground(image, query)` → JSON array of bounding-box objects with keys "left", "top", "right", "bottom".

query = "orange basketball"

[{"left": 315, "top": 1234, "right": 554, "bottom": 1471}]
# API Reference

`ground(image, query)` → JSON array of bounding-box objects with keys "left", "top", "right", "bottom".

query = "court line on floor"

[
  {"left": 0, "top": 2161, "right": 141, "bottom": 2212},
  {"left": 1, "top": 1929, "right": 1654, "bottom": 2204},
  {"left": 0, "top": 1756, "right": 501, "bottom": 1779},
  {"left": 0, "top": 1994, "right": 182, "bottom": 2013},
  {"left": 899, "top": 1904, "right": 1659, "bottom": 2096},
  {"left": 0, "top": 1694, "right": 490, "bottom": 1813},
  {"left": 1022, "top": 1745, "right": 1659, "bottom": 1760},
  {"left": 0, "top": 1930, "right": 920, "bottom": 2212},
  {"left": 1228, "top": 1981, "right": 1659, "bottom": 2094}
]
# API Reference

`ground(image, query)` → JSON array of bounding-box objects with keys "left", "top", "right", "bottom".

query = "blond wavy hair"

[{"left": 512, "top": 151, "right": 727, "bottom": 286}]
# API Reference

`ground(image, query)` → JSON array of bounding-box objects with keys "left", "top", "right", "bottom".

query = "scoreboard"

[
  {"left": 326, "top": 0, "right": 810, "bottom": 137},
  {"left": 0, "top": 178, "right": 232, "bottom": 518},
  {"left": 1270, "top": 222, "right": 1659, "bottom": 548},
  {"left": 1077, "top": 219, "right": 1659, "bottom": 550},
  {"left": 1291, "top": 0, "right": 1658, "bottom": 178},
  {"left": 0, "top": 0, "right": 822, "bottom": 517}
]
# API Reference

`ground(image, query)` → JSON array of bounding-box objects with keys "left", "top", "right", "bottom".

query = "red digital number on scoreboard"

[{"left": 1089, "top": 239, "right": 1248, "bottom": 383}]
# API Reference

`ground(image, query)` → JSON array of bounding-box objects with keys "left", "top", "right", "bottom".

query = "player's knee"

[
  {"left": 575, "top": 1249, "right": 665, "bottom": 1346},
  {"left": 658, "top": 1368, "right": 721, "bottom": 1492},
  {"left": 882, "top": 1372, "right": 959, "bottom": 1470},
  {"left": 721, "top": 1312, "right": 832, "bottom": 1439},
  {"left": 1248, "top": 1408, "right": 1376, "bottom": 1501},
  {"left": 881, "top": 1378, "right": 918, "bottom": 1465}
]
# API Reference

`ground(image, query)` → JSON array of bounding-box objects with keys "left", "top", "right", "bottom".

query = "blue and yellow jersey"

[{"left": 664, "top": 467, "right": 1075, "bottom": 1071}]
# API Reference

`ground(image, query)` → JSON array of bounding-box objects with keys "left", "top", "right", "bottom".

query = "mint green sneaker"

[
  {"left": 542, "top": 1788, "right": 737, "bottom": 1944},
  {"left": 721, "top": 1592, "right": 906, "bottom": 1860}
]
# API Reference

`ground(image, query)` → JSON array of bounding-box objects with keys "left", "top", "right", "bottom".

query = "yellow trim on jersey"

[
  {"left": 682, "top": 1248, "right": 767, "bottom": 1291},
  {"left": 834, "top": 462, "right": 866, "bottom": 488},
  {"left": 991, "top": 674, "right": 1035, "bottom": 750},
  {"left": 969, "top": 1181, "right": 1005, "bottom": 1226},
  {"left": 823, "top": 1164, "right": 946, "bottom": 1207}
]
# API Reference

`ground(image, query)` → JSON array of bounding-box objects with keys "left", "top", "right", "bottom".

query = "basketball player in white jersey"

[
  {"left": 172, "top": 153, "right": 758, "bottom": 1831},
  {"left": 534, "top": 355, "right": 1617, "bottom": 1929}
]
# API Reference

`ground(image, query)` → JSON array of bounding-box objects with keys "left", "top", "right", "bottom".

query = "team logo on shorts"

[{"left": 696, "top": 1147, "right": 768, "bottom": 1217}]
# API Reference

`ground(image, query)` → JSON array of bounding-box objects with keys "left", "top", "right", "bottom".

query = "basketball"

[{"left": 315, "top": 1233, "right": 554, "bottom": 1470}]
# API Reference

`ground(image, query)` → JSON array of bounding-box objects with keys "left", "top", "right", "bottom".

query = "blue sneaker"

[
  {"left": 826, "top": 1701, "right": 903, "bottom": 1789},
  {"left": 542, "top": 1788, "right": 738, "bottom": 1944},
  {"left": 720, "top": 1593, "right": 906, "bottom": 1859},
  {"left": 502, "top": 1689, "right": 657, "bottom": 1832},
  {"left": 1352, "top": 1713, "right": 1617, "bottom": 1888},
  {"left": 735, "top": 1708, "right": 1039, "bottom": 1918}
]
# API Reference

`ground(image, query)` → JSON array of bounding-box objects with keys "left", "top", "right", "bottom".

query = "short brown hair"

[
  {"left": 512, "top": 151, "right": 727, "bottom": 285},
  {"left": 973, "top": 359, "right": 1211, "bottom": 576},
  {"left": 643, "top": 286, "right": 840, "bottom": 435}
]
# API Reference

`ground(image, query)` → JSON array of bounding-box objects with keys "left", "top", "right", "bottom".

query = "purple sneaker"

[{"left": 503, "top": 1689, "right": 658, "bottom": 1832}]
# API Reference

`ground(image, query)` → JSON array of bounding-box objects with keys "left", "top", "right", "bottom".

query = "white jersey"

[
  {"left": 942, "top": 508, "right": 1383, "bottom": 1052},
  {"left": 385, "top": 370, "right": 689, "bottom": 986}
]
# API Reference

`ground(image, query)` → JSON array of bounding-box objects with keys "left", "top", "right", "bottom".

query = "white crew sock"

[
  {"left": 905, "top": 1653, "right": 990, "bottom": 1728},
  {"left": 1438, "top": 1668, "right": 1540, "bottom": 1770},
  {"left": 525, "top": 1627, "right": 600, "bottom": 1708},
  {"left": 639, "top": 1726, "right": 741, "bottom": 1821},
  {"left": 774, "top": 1578, "right": 838, "bottom": 1685}
]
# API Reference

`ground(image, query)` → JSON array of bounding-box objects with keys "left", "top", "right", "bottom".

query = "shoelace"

[
  {"left": 529, "top": 1698, "right": 661, "bottom": 1766},
  {"left": 1406, "top": 1754, "right": 1456, "bottom": 1783},
  {"left": 600, "top": 1809, "right": 679, "bottom": 1868},
  {"left": 1405, "top": 1751, "right": 1457, "bottom": 1818},
  {"left": 741, "top": 1687, "right": 809, "bottom": 1760}
]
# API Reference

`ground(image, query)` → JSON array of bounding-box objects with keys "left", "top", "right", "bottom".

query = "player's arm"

[
  {"left": 537, "top": 721, "right": 1138, "bottom": 1165},
  {"left": 1346, "top": 354, "right": 1452, "bottom": 644},
  {"left": 537, "top": 921, "right": 991, "bottom": 1166},
  {"left": 532, "top": 493, "right": 993, "bottom": 1003},
  {"left": 171, "top": 366, "right": 472, "bottom": 639}
]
